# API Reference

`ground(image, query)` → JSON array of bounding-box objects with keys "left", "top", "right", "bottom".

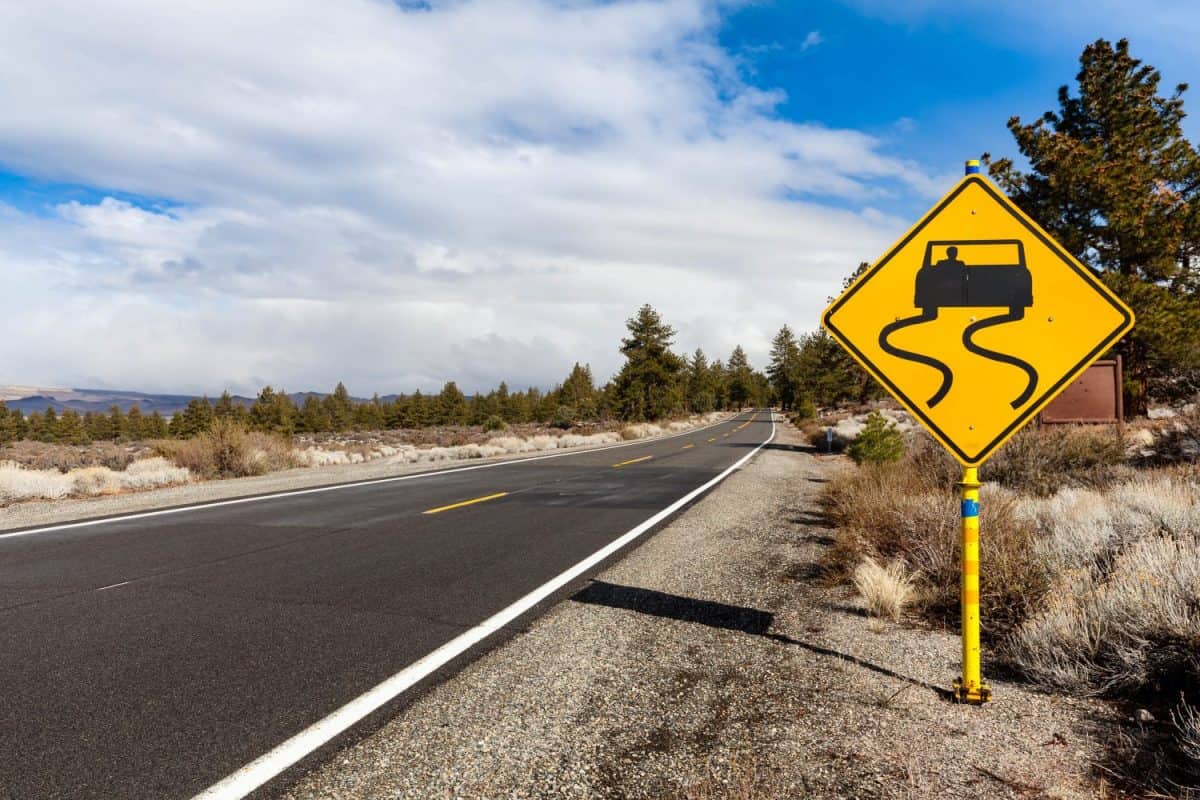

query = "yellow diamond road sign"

[{"left": 822, "top": 173, "right": 1135, "bottom": 466}]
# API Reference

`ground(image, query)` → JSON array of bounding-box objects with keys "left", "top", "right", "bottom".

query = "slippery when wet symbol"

[
  {"left": 821, "top": 172, "right": 1134, "bottom": 467},
  {"left": 879, "top": 240, "right": 1039, "bottom": 410}
]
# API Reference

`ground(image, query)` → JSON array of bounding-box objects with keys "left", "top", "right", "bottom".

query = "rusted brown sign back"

[{"left": 1039, "top": 357, "right": 1123, "bottom": 424}]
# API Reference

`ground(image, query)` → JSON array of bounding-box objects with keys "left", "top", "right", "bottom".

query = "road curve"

[{"left": 0, "top": 411, "right": 774, "bottom": 800}]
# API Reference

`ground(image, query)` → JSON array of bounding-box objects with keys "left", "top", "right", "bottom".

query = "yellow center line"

[
  {"left": 422, "top": 492, "right": 509, "bottom": 515},
  {"left": 681, "top": 443, "right": 695, "bottom": 450},
  {"left": 707, "top": 437, "right": 716, "bottom": 442},
  {"left": 612, "top": 455, "right": 654, "bottom": 468}
]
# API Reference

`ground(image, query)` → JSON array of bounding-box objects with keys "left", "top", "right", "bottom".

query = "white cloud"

[
  {"left": 0, "top": 0, "right": 929, "bottom": 395},
  {"left": 800, "top": 30, "right": 823, "bottom": 51}
]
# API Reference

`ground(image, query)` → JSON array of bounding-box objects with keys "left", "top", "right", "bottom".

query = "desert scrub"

[{"left": 156, "top": 419, "right": 295, "bottom": 479}]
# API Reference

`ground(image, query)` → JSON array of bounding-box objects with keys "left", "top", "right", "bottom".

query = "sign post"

[{"left": 821, "top": 158, "right": 1135, "bottom": 703}]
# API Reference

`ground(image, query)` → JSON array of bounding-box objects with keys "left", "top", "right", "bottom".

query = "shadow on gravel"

[
  {"left": 725, "top": 442, "right": 817, "bottom": 454},
  {"left": 572, "top": 581, "right": 955, "bottom": 702}
]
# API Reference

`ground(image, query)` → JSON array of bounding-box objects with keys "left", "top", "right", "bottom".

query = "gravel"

[{"left": 280, "top": 417, "right": 1124, "bottom": 799}]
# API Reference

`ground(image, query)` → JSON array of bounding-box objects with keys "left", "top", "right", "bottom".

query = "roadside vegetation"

[{"left": 0, "top": 305, "right": 762, "bottom": 505}]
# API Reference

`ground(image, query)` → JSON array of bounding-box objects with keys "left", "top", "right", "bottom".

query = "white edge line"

[
  {"left": 0, "top": 414, "right": 738, "bottom": 541},
  {"left": 190, "top": 413, "right": 777, "bottom": 800}
]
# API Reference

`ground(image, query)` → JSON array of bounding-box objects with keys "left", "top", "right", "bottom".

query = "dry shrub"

[
  {"left": 822, "top": 455, "right": 1045, "bottom": 639},
  {"left": 156, "top": 420, "right": 295, "bottom": 479},
  {"left": 982, "top": 424, "right": 1128, "bottom": 496},
  {"left": 852, "top": 557, "right": 916, "bottom": 620}
]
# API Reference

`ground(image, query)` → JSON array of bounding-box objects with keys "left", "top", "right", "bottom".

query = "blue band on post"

[{"left": 961, "top": 499, "right": 980, "bottom": 517}]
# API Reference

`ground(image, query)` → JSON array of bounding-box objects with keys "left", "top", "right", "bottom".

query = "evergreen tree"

[
  {"left": 437, "top": 381, "right": 468, "bottom": 426},
  {"left": 685, "top": 348, "right": 716, "bottom": 413},
  {"left": 145, "top": 410, "right": 170, "bottom": 438},
  {"left": 612, "top": 304, "right": 686, "bottom": 421},
  {"left": 766, "top": 325, "right": 804, "bottom": 411},
  {"left": 987, "top": 38, "right": 1200, "bottom": 411},
  {"left": 324, "top": 382, "right": 354, "bottom": 431},
  {"left": 249, "top": 386, "right": 295, "bottom": 435},
  {"left": 108, "top": 404, "right": 126, "bottom": 440},
  {"left": 299, "top": 395, "right": 332, "bottom": 433},
  {"left": 170, "top": 397, "right": 215, "bottom": 438},
  {"left": 726, "top": 345, "right": 754, "bottom": 410},
  {"left": 559, "top": 363, "right": 599, "bottom": 421},
  {"left": 57, "top": 409, "right": 88, "bottom": 444},
  {"left": 0, "top": 402, "right": 23, "bottom": 444},
  {"left": 125, "top": 405, "right": 146, "bottom": 439}
]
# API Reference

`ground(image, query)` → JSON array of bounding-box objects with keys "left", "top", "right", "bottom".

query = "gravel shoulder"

[
  {"left": 0, "top": 423, "right": 721, "bottom": 532},
  {"left": 282, "top": 417, "right": 1123, "bottom": 800}
]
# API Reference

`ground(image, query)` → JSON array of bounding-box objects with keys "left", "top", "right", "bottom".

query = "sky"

[{"left": 1, "top": 0, "right": 1197, "bottom": 396}]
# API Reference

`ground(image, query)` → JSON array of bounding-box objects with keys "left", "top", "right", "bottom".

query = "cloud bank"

[{"left": 0, "top": 0, "right": 934, "bottom": 395}]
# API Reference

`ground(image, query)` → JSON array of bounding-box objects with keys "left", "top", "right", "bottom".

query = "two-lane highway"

[{"left": 0, "top": 411, "right": 774, "bottom": 799}]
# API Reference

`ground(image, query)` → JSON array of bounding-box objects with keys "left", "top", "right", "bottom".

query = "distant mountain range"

[{"left": 0, "top": 385, "right": 381, "bottom": 416}]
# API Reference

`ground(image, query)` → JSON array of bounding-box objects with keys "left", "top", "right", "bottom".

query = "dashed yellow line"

[
  {"left": 734, "top": 411, "right": 761, "bottom": 431},
  {"left": 612, "top": 454, "right": 654, "bottom": 468},
  {"left": 707, "top": 437, "right": 716, "bottom": 443},
  {"left": 423, "top": 492, "right": 509, "bottom": 515},
  {"left": 681, "top": 443, "right": 695, "bottom": 450}
]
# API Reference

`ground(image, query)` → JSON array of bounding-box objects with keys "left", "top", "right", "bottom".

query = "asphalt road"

[{"left": 0, "top": 411, "right": 774, "bottom": 800}]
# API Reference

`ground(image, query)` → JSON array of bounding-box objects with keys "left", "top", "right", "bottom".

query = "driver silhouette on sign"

[{"left": 879, "top": 239, "right": 1038, "bottom": 410}]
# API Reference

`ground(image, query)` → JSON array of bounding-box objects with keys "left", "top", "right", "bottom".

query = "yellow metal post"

[{"left": 953, "top": 467, "right": 991, "bottom": 704}]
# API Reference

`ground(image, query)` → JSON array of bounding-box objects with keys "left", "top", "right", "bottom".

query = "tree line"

[{"left": 1, "top": 304, "right": 863, "bottom": 445}]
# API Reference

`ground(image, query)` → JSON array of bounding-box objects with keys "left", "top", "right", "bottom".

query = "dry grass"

[
  {"left": 852, "top": 557, "right": 916, "bottom": 621},
  {"left": 0, "top": 457, "right": 190, "bottom": 504}
]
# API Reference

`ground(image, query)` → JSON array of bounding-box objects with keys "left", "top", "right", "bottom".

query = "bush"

[
  {"left": 483, "top": 415, "right": 508, "bottom": 432},
  {"left": 846, "top": 411, "right": 904, "bottom": 465},
  {"left": 156, "top": 419, "right": 295, "bottom": 479}
]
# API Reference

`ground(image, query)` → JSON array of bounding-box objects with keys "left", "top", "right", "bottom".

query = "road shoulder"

[{"left": 283, "top": 418, "right": 1118, "bottom": 799}]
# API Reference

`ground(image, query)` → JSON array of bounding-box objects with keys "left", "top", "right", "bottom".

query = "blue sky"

[
  {"left": 719, "top": 0, "right": 1200, "bottom": 218},
  {"left": 0, "top": 0, "right": 1195, "bottom": 395}
]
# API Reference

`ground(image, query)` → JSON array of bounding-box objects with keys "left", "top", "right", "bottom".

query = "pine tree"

[
  {"left": 299, "top": 395, "right": 332, "bottom": 433},
  {"left": 0, "top": 402, "right": 21, "bottom": 444},
  {"left": 559, "top": 363, "right": 599, "bottom": 421},
  {"left": 766, "top": 325, "right": 804, "bottom": 411},
  {"left": 612, "top": 304, "right": 686, "bottom": 421},
  {"left": 126, "top": 405, "right": 146, "bottom": 439},
  {"left": 437, "top": 381, "right": 468, "bottom": 426},
  {"left": 685, "top": 348, "right": 716, "bottom": 413},
  {"left": 726, "top": 345, "right": 754, "bottom": 410},
  {"left": 987, "top": 38, "right": 1200, "bottom": 410}
]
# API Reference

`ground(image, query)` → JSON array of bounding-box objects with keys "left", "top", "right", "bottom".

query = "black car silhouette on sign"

[{"left": 915, "top": 240, "right": 1033, "bottom": 313}]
